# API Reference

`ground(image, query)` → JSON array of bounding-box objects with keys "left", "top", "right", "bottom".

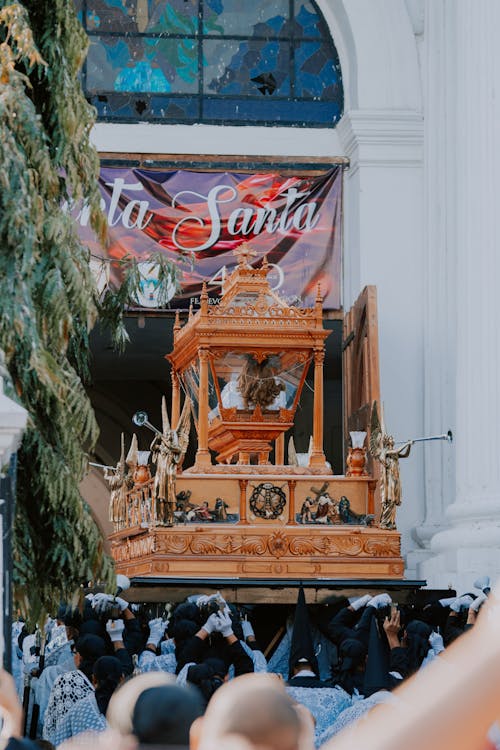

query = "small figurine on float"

[
  {"left": 104, "top": 433, "right": 134, "bottom": 531},
  {"left": 369, "top": 401, "right": 413, "bottom": 530},
  {"left": 188, "top": 501, "right": 213, "bottom": 522},
  {"left": 299, "top": 496, "right": 314, "bottom": 523},
  {"left": 150, "top": 396, "right": 191, "bottom": 526},
  {"left": 337, "top": 496, "right": 374, "bottom": 526},
  {"left": 214, "top": 497, "right": 229, "bottom": 521}
]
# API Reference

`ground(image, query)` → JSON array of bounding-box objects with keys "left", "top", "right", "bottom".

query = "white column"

[
  {"left": 338, "top": 109, "right": 425, "bottom": 561},
  {"left": 410, "top": 0, "right": 457, "bottom": 557},
  {"left": 421, "top": 0, "right": 500, "bottom": 590}
]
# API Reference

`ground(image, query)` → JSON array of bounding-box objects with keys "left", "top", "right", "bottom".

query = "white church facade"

[{"left": 80, "top": 0, "right": 500, "bottom": 594}]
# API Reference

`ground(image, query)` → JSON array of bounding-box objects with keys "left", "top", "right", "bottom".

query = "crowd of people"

[{"left": 1, "top": 575, "right": 498, "bottom": 750}]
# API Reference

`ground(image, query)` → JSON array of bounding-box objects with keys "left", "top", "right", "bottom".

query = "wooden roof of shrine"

[{"left": 168, "top": 244, "right": 330, "bottom": 372}]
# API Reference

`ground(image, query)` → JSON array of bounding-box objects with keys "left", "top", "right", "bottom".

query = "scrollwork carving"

[
  {"left": 161, "top": 535, "right": 190, "bottom": 555},
  {"left": 329, "top": 537, "right": 364, "bottom": 556},
  {"left": 190, "top": 537, "right": 228, "bottom": 555},
  {"left": 288, "top": 537, "right": 331, "bottom": 556},
  {"left": 238, "top": 536, "right": 267, "bottom": 555},
  {"left": 363, "top": 537, "right": 401, "bottom": 557}
]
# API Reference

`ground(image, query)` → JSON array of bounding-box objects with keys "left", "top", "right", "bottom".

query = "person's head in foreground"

[
  {"left": 106, "top": 671, "right": 176, "bottom": 736},
  {"left": 193, "top": 673, "right": 310, "bottom": 750},
  {"left": 132, "top": 684, "right": 204, "bottom": 748}
]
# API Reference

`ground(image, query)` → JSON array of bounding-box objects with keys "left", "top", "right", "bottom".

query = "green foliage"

[
  {"left": 0, "top": 0, "right": 113, "bottom": 623},
  {"left": 0, "top": 1, "right": 180, "bottom": 624},
  {"left": 98, "top": 251, "right": 181, "bottom": 351}
]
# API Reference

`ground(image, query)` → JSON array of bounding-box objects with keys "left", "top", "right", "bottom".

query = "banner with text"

[{"left": 77, "top": 166, "right": 342, "bottom": 309}]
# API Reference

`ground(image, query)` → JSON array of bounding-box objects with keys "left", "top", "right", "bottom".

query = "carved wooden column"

[
  {"left": 368, "top": 480, "right": 377, "bottom": 516},
  {"left": 309, "top": 348, "right": 327, "bottom": 468},
  {"left": 194, "top": 348, "right": 211, "bottom": 469},
  {"left": 287, "top": 480, "right": 297, "bottom": 525},
  {"left": 238, "top": 479, "right": 248, "bottom": 524},
  {"left": 275, "top": 433, "right": 285, "bottom": 465},
  {"left": 171, "top": 369, "right": 180, "bottom": 430}
]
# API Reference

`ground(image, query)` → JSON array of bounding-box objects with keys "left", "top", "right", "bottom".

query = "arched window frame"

[{"left": 78, "top": 0, "right": 344, "bottom": 127}]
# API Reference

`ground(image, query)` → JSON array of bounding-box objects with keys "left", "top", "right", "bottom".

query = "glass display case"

[{"left": 169, "top": 246, "right": 330, "bottom": 469}]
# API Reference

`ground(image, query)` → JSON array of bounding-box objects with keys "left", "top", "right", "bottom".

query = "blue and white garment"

[
  {"left": 161, "top": 638, "right": 176, "bottom": 656},
  {"left": 34, "top": 663, "right": 74, "bottom": 736},
  {"left": 286, "top": 685, "right": 351, "bottom": 744},
  {"left": 228, "top": 641, "right": 267, "bottom": 678},
  {"left": 43, "top": 670, "right": 94, "bottom": 744},
  {"left": 51, "top": 693, "right": 106, "bottom": 747},
  {"left": 420, "top": 645, "right": 445, "bottom": 669},
  {"left": 176, "top": 661, "right": 192, "bottom": 687},
  {"left": 267, "top": 628, "right": 290, "bottom": 679},
  {"left": 45, "top": 627, "right": 73, "bottom": 669},
  {"left": 138, "top": 649, "right": 177, "bottom": 674},
  {"left": 316, "top": 690, "right": 393, "bottom": 747},
  {"left": 11, "top": 621, "right": 24, "bottom": 698}
]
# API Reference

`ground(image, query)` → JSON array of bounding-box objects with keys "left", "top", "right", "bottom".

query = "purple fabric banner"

[{"left": 77, "top": 166, "right": 342, "bottom": 309}]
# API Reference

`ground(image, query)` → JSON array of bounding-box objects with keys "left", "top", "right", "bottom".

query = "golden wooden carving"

[{"left": 108, "top": 250, "right": 406, "bottom": 584}]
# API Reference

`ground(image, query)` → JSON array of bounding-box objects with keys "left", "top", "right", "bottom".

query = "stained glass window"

[{"left": 78, "top": 0, "right": 343, "bottom": 127}]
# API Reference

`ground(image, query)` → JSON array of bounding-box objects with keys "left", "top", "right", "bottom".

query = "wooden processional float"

[{"left": 107, "top": 245, "right": 405, "bottom": 588}]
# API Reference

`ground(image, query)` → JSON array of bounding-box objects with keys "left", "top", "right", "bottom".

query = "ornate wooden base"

[{"left": 110, "top": 524, "right": 404, "bottom": 580}]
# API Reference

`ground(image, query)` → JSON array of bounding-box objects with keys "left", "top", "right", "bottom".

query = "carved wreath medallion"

[{"left": 249, "top": 482, "right": 287, "bottom": 520}]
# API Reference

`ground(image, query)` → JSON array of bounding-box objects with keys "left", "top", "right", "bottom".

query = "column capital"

[{"left": 337, "top": 108, "right": 423, "bottom": 173}]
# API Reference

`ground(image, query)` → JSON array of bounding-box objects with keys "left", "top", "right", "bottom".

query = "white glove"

[
  {"left": 202, "top": 612, "right": 222, "bottom": 635},
  {"left": 473, "top": 575, "right": 490, "bottom": 592},
  {"left": 93, "top": 593, "right": 128, "bottom": 614},
  {"left": 85, "top": 593, "right": 95, "bottom": 603},
  {"left": 438, "top": 596, "right": 456, "bottom": 607},
  {"left": 106, "top": 618, "right": 125, "bottom": 643},
  {"left": 450, "top": 594, "right": 474, "bottom": 612},
  {"left": 428, "top": 631, "right": 444, "bottom": 654},
  {"left": 470, "top": 592, "right": 487, "bottom": 612},
  {"left": 241, "top": 618, "right": 255, "bottom": 640},
  {"left": 349, "top": 594, "right": 372, "bottom": 611},
  {"left": 147, "top": 617, "right": 167, "bottom": 646},
  {"left": 215, "top": 611, "right": 234, "bottom": 638},
  {"left": 367, "top": 593, "right": 392, "bottom": 609}
]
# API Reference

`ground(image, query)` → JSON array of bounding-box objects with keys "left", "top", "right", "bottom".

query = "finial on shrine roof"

[
  {"left": 174, "top": 309, "right": 181, "bottom": 332},
  {"left": 261, "top": 254, "right": 269, "bottom": 271},
  {"left": 315, "top": 284, "right": 323, "bottom": 317},
  {"left": 188, "top": 300, "right": 193, "bottom": 320},
  {"left": 234, "top": 242, "right": 258, "bottom": 268},
  {"left": 200, "top": 281, "right": 209, "bottom": 313}
]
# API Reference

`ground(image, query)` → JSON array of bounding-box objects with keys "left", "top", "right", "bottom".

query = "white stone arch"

[{"left": 317, "top": 0, "right": 422, "bottom": 112}]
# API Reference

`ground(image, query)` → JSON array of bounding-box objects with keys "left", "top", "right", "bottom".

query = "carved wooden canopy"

[{"left": 167, "top": 246, "right": 330, "bottom": 468}]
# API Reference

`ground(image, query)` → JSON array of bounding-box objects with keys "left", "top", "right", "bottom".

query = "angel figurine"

[
  {"left": 104, "top": 434, "right": 134, "bottom": 531},
  {"left": 150, "top": 396, "right": 191, "bottom": 526},
  {"left": 369, "top": 402, "right": 413, "bottom": 530}
]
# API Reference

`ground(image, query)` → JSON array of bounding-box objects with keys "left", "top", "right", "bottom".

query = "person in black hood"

[
  {"left": 287, "top": 588, "right": 330, "bottom": 688},
  {"left": 333, "top": 637, "right": 367, "bottom": 695}
]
